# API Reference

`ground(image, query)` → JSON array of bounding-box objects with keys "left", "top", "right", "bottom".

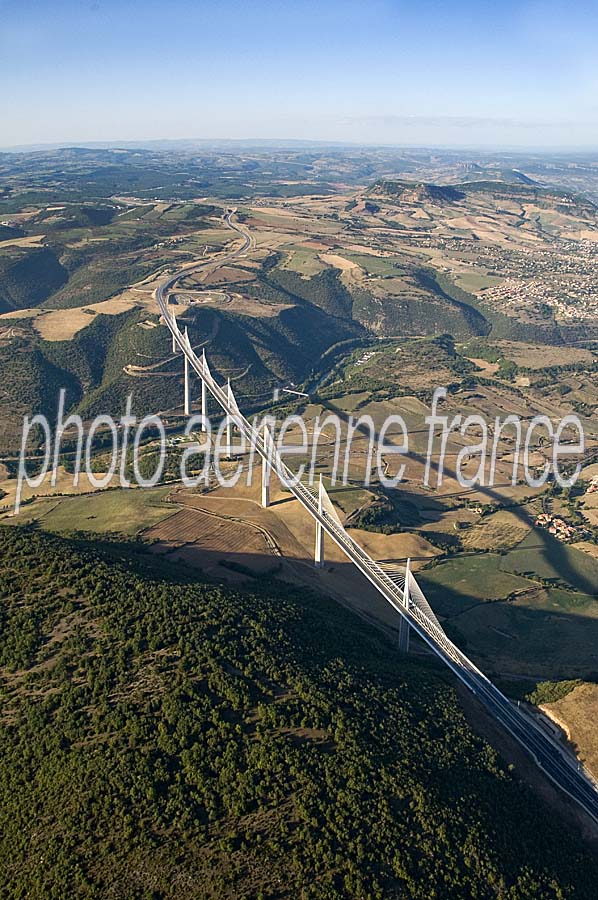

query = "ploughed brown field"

[{"left": 145, "top": 505, "right": 277, "bottom": 581}]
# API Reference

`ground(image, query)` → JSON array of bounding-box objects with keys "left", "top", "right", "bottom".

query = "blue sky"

[{"left": 1, "top": 0, "right": 597, "bottom": 148}]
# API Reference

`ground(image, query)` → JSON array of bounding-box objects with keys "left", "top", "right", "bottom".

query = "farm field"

[
  {"left": 3, "top": 486, "right": 177, "bottom": 535},
  {"left": 493, "top": 341, "right": 596, "bottom": 369},
  {"left": 0, "top": 465, "right": 116, "bottom": 512},
  {"left": 419, "top": 554, "right": 533, "bottom": 615},
  {"left": 448, "top": 587, "right": 598, "bottom": 677},
  {"left": 502, "top": 530, "right": 598, "bottom": 596},
  {"left": 30, "top": 289, "right": 158, "bottom": 341},
  {"left": 460, "top": 509, "right": 532, "bottom": 551},
  {"left": 145, "top": 505, "right": 277, "bottom": 580},
  {"left": 544, "top": 682, "right": 598, "bottom": 780}
]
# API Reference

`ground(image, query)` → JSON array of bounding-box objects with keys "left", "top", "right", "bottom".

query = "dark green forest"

[{"left": 0, "top": 525, "right": 597, "bottom": 899}]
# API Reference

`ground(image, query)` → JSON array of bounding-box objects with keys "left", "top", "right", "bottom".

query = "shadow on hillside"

[
  {"left": 318, "top": 397, "right": 597, "bottom": 597},
  {"left": 48, "top": 525, "right": 598, "bottom": 683}
]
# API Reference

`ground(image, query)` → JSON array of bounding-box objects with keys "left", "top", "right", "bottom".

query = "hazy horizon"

[
  {"left": 3, "top": 132, "right": 598, "bottom": 155},
  {"left": 2, "top": 0, "right": 598, "bottom": 150}
]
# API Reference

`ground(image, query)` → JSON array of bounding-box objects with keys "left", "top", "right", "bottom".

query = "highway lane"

[
  {"left": 155, "top": 208, "right": 252, "bottom": 308},
  {"left": 155, "top": 211, "right": 598, "bottom": 826}
]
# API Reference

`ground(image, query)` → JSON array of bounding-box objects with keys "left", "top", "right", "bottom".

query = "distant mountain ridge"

[
  {"left": 369, "top": 180, "right": 465, "bottom": 204},
  {"left": 369, "top": 176, "right": 597, "bottom": 213}
]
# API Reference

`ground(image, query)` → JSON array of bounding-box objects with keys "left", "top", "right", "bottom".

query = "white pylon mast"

[
  {"left": 315, "top": 474, "right": 324, "bottom": 568},
  {"left": 226, "top": 378, "right": 233, "bottom": 456},
  {"left": 183, "top": 327, "right": 190, "bottom": 416},
  {"left": 398, "top": 557, "right": 411, "bottom": 653},
  {"left": 262, "top": 423, "right": 272, "bottom": 508},
  {"left": 201, "top": 348, "right": 208, "bottom": 432},
  {"left": 404, "top": 558, "right": 411, "bottom": 608}
]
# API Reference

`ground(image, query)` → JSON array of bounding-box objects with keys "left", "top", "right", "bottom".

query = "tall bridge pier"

[
  {"left": 315, "top": 476, "right": 325, "bottom": 568},
  {"left": 183, "top": 327, "right": 191, "bottom": 417},
  {"left": 226, "top": 380, "right": 234, "bottom": 457},
  {"left": 398, "top": 558, "right": 411, "bottom": 653},
  {"left": 201, "top": 349, "right": 208, "bottom": 431},
  {"left": 262, "top": 424, "right": 272, "bottom": 508}
]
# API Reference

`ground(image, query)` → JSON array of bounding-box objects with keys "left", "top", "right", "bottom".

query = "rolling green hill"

[
  {"left": 0, "top": 335, "right": 81, "bottom": 452},
  {"left": 0, "top": 246, "right": 68, "bottom": 312},
  {"left": 0, "top": 224, "right": 24, "bottom": 241},
  {"left": 0, "top": 282, "right": 366, "bottom": 454},
  {"left": 370, "top": 180, "right": 465, "bottom": 204},
  {"left": 1, "top": 525, "right": 597, "bottom": 898}
]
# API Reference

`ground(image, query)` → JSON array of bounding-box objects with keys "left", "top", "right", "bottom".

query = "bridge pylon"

[
  {"left": 200, "top": 349, "right": 208, "bottom": 431},
  {"left": 398, "top": 558, "right": 411, "bottom": 653},
  {"left": 315, "top": 475, "right": 324, "bottom": 568},
  {"left": 226, "top": 379, "right": 234, "bottom": 456},
  {"left": 183, "top": 327, "right": 191, "bottom": 417},
  {"left": 262, "top": 424, "right": 272, "bottom": 508}
]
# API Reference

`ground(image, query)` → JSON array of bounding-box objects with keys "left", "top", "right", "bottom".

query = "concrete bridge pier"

[
  {"left": 398, "top": 614, "right": 410, "bottom": 653},
  {"left": 315, "top": 476, "right": 324, "bottom": 568},
  {"left": 261, "top": 424, "right": 272, "bottom": 508},
  {"left": 226, "top": 379, "right": 234, "bottom": 456},
  {"left": 398, "top": 558, "right": 411, "bottom": 653},
  {"left": 200, "top": 353, "right": 208, "bottom": 432},
  {"left": 183, "top": 327, "right": 191, "bottom": 417}
]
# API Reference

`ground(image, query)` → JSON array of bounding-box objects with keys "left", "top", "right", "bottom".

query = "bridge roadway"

[{"left": 156, "top": 212, "right": 598, "bottom": 825}]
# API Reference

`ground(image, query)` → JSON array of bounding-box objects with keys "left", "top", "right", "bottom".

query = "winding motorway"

[
  {"left": 156, "top": 210, "right": 598, "bottom": 826},
  {"left": 156, "top": 208, "right": 252, "bottom": 304}
]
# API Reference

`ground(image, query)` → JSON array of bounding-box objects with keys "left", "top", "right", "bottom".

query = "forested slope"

[
  {"left": 0, "top": 246, "right": 68, "bottom": 312},
  {"left": 0, "top": 525, "right": 597, "bottom": 899}
]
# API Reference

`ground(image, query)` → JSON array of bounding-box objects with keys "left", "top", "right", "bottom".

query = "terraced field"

[{"left": 145, "top": 505, "right": 277, "bottom": 578}]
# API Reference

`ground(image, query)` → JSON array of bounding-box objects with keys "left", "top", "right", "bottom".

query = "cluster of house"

[
  {"left": 153, "top": 237, "right": 185, "bottom": 249},
  {"left": 400, "top": 230, "right": 598, "bottom": 324},
  {"left": 534, "top": 512, "right": 589, "bottom": 542},
  {"left": 355, "top": 351, "right": 376, "bottom": 366},
  {"left": 586, "top": 477, "right": 598, "bottom": 494},
  {"left": 481, "top": 275, "right": 598, "bottom": 322}
]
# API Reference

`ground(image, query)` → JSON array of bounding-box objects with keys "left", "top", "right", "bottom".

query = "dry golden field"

[{"left": 544, "top": 683, "right": 598, "bottom": 780}]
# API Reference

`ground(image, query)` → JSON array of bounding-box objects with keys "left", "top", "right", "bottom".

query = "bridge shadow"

[
  {"left": 317, "top": 396, "right": 597, "bottom": 598},
  {"left": 149, "top": 538, "right": 412, "bottom": 645},
  {"left": 60, "top": 526, "right": 421, "bottom": 660},
  {"left": 154, "top": 540, "right": 598, "bottom": 682},
  {"left": 65, "top": 528, "right": 598, "bottom": 686},
  {"left": 269, "top": 493, "right": 296, "bottom": 508}
]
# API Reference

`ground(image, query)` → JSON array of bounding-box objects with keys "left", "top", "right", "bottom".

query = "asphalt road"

[{"left": 155, "top": 209, "right": 251, "bottom": 308}]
